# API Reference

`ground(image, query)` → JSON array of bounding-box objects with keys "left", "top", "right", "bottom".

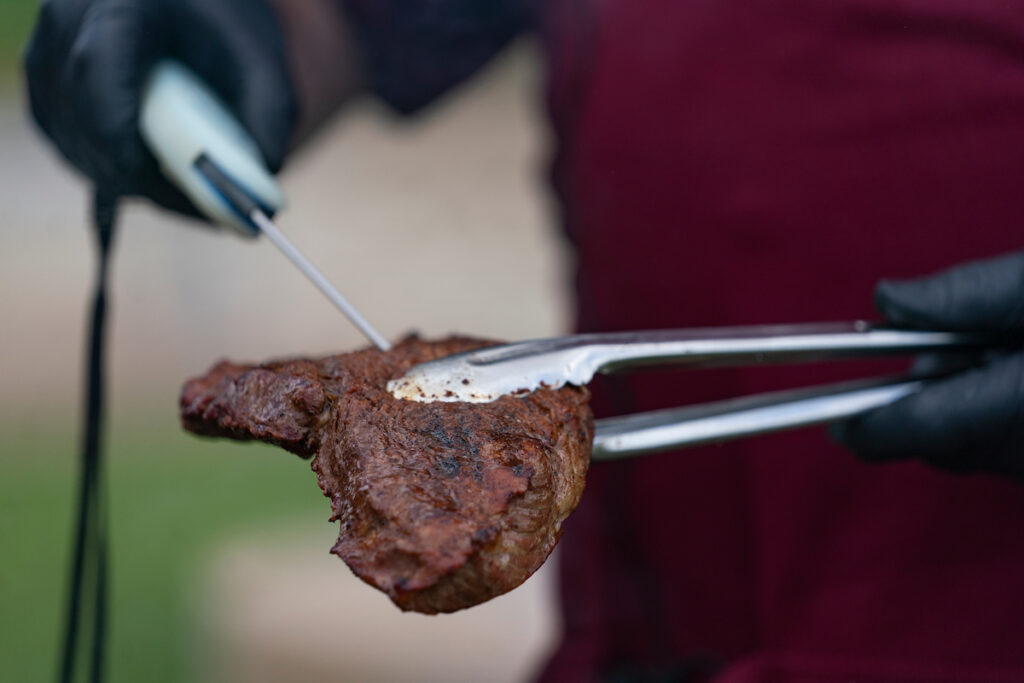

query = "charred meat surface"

[{"left": 180, "top": 336, "right": 593, "bottom": 613}]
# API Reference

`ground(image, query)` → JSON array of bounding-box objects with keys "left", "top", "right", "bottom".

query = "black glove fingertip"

[
  {"left": 827, "top": 419, "right": 858, "bottom": 453},
  {"left": 243, "top": 96, "right": 297, "bottom": 172},
  {"left": 828, "top": 416, "right": 893, "bottom": 464},
  {"left": 874, "top": 278, "right": 933, "bottom": 329},
  {"left": 234, "top": 54, "right": 298, "bottom": 172}
]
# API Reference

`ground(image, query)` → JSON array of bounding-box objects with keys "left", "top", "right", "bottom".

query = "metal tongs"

[{"left": 388, "top": 322, "right": 1003, "bottom": 460}]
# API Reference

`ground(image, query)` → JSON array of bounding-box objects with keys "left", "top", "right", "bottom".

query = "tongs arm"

[
  {"left": 591, "top": 375, "right": 923, "bottom": 460},
  {"left": 390, "top": 322, "right": 995, "bottom": 403},
  {"left": 525, "top": 322, "right": 986, "bottom": 374}
]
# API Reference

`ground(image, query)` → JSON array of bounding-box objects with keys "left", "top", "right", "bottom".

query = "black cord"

[{"left": 58, "top": 190, "right": 117, "bottom": 683}]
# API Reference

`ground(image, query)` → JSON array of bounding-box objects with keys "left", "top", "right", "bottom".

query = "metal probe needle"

[{"left": 249, "top": 210, "right": 392, "bottom": 351}]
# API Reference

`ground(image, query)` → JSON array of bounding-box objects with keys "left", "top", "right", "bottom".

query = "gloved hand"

[
  {"left": 833, "top": 251, "right": 1024, "bottom": 480},
  {"left": 24, "top": 0, "right": 298, "bottom": 216}
]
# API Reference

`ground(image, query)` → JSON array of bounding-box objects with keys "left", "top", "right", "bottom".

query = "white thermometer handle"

[{"left": 139, "top": 60, "right": 286, "bottom": 234}]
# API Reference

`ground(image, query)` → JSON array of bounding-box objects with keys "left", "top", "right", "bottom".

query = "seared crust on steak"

[{"left": 180, "top": 336, "right": 592, "bottom": 613}]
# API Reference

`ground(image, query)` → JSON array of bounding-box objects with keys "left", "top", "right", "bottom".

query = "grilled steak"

[{"left": 180, "top": 336, "right": 593, "bottom": 613}]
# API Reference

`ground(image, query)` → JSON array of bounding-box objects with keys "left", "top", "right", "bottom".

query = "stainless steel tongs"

[{"left": 387, "top": 322, "right": 1002, "bottom": 460}]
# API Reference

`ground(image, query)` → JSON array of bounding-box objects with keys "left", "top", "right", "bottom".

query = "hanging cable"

[{"left": 58, "top": 190, "right": 117, "bottom": 683}]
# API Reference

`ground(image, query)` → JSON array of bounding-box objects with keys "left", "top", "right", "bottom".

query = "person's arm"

[
  {"left": 338, "top": 0, "right": 533, "bottom": 114},
  {"left": 269, "top": 0, "right": 363, "bottom": 144},
  {"left": 833, "top": 251, "right": 1024, "bottom": 480},
  {"left": 271, "top": 0, "right": 534, "bottom": 139}
]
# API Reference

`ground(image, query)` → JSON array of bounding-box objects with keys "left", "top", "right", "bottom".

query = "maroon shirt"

[
  {"left": 539, "top": 1, "right": 1024, "bottom": 681},
  {"left": 345, "top": 1, "right": 1024, "bottom": 680}
]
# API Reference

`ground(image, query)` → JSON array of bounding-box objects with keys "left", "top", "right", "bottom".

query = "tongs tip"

[{"left": 387, "top": 344, "right": 581, "bottom": 403}]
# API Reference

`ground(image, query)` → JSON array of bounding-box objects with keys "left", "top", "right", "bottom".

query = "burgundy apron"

[{"left": 537, "top": 1, "right": 1024, "bottom": 680}]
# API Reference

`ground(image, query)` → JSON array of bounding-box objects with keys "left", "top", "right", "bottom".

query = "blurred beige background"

[{"left": 2, "top": 42, "right": 574, "bottom": 682}]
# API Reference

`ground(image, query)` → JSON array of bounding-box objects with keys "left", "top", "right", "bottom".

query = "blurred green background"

[
  {"left": 3, "top": 429, "right": 326, "bottom": 682},
  {"left": 0, "top": 4, "right": 563, "bottom": 681},
  {"left": 0, "top": 0, "right": 34, "bottom": 84}
]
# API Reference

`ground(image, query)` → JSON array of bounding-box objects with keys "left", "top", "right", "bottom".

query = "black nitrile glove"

[
  {"left": 833, "top": 251, "right": 1024, "bottom": 480},
  {"left": 24, "top": 0, "right": 297, "bottom": 216}
]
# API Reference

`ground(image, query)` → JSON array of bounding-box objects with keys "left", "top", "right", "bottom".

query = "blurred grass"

[
  {"left": 0, "top": 0, "right": 35, "bottom": 85},
  {"left": 1, "top": 416, "right": 329, "bottom": 682}
]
